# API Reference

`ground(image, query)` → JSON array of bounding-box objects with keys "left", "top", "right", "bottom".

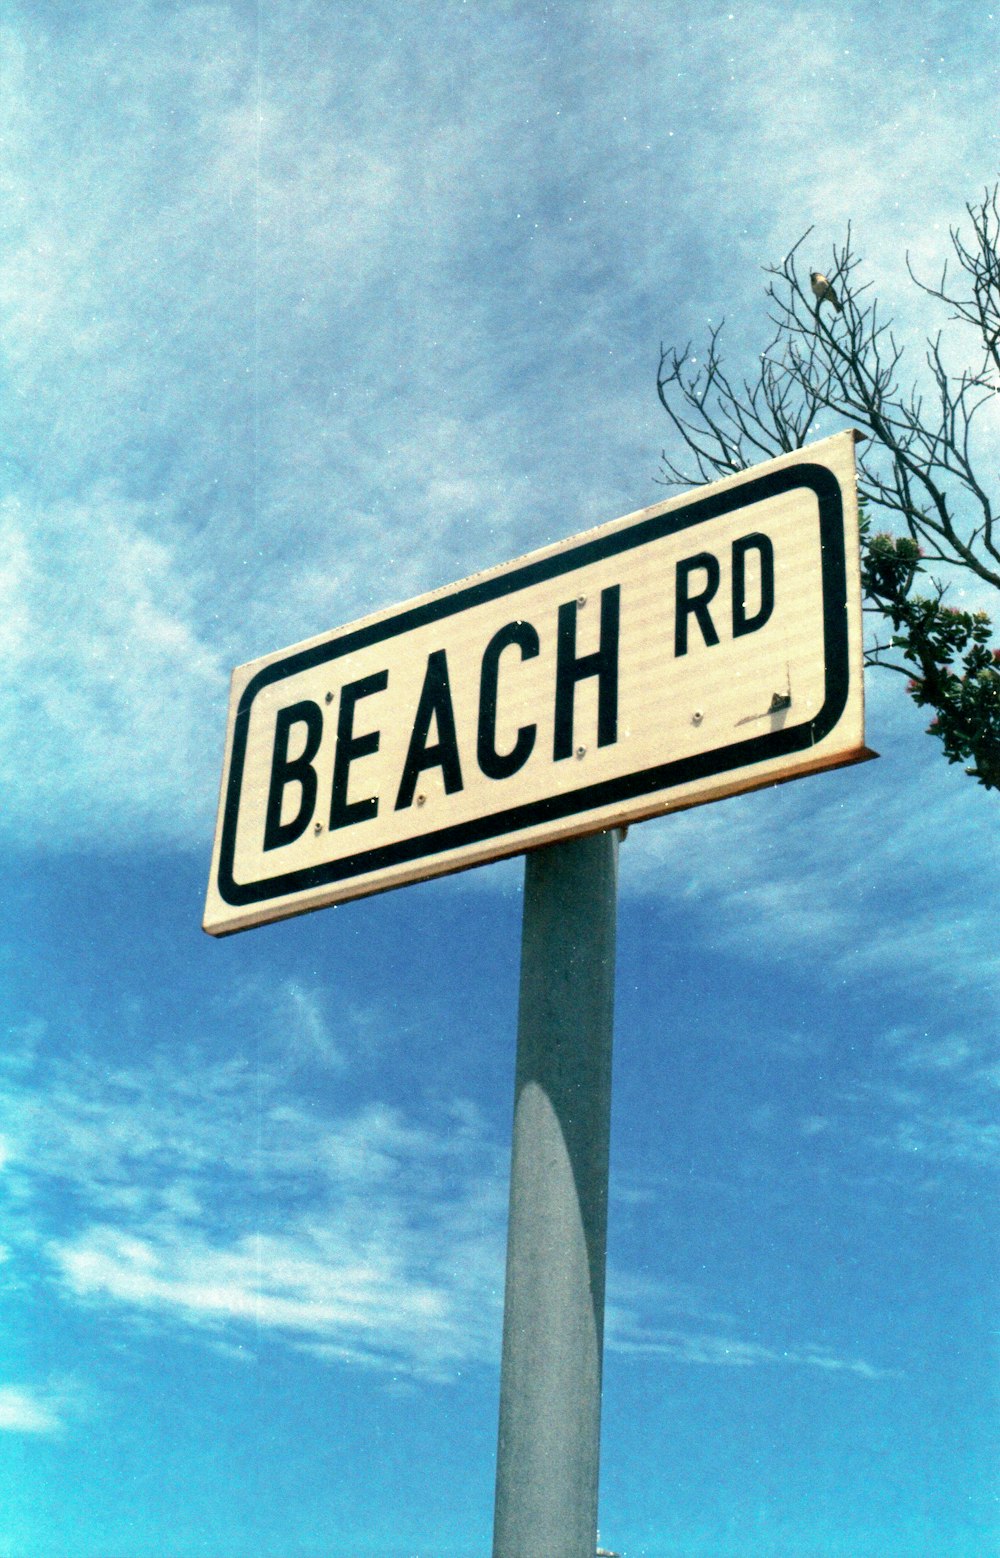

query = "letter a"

[{"left": 395, "top": 650, "right": 464, "bottom": 810}]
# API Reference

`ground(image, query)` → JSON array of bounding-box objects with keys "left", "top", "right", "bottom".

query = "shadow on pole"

[{"left": 492, "top": 828, "right": 619, "bottom": 1558}]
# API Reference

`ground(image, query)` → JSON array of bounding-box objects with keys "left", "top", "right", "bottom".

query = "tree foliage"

[{"left": 656, "top": 185, "right": 1000, "bottom": 788}]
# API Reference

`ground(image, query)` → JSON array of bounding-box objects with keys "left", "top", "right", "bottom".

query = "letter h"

[{"left": 553, "top": 584, "right": 620, "bottom": 761}]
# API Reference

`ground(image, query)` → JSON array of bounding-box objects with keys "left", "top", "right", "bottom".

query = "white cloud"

[
  {"left": 52, "top": 1215, "right": 499, "bottom": 1385},
  {"left": 885, "top": 1112, "right": 1000, "bottom": 1166},
  {"left": 844, "top": 1023, "right": 1000, "bottom": 1169},
  {"left": 607, "top": 1323, "right": 895, "bottom": 1379},
  {"left": 1, "top": 1017, "right": 908, "bottom": 1386},
  {"left": 1, "top": 0, "right": 997, "bottom": 861},
  {"left": 0, "top": 1029, "right": 508, "bottom": 1381},
  {"left": 605, "top": 1275, "right": 896, "bottom": 1379},
  {"left": 270, "top": 980, "right": 346, "bottom": 1072},
  {"left": 611, "top": 659, "right": 1000, "bottom": 1001},
  {"left": 0, "top": 1380, "right": 79, "bottom": 1435},
  {"left": 0, "top": 489, "right": 227, "bottom": 846}
]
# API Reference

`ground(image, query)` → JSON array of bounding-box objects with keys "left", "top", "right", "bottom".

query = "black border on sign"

[{"left": 216, "top": 462, "right": 849, "bottom": 908}]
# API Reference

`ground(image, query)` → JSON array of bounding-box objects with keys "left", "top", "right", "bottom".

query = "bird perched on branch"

[{"left": 810, "top": 271, "right": 843, "bottom": 312}]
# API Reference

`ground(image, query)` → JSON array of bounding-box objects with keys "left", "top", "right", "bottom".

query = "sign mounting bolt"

[
  {"left": 692, "top": 710, "right": 703, "bottom": 725},
  {"left": 314, "top": 821, "right": 323, "bottom": 834},
  {"left": 324, "top": 691, "right": 334, "bottom": 704},
  {"left": 576, "top": 745, "right": 586, "bottom": 758},
  {"left": 417, "top": 793, "right": 426, "bottom": 806},
  {"left": 577, "top": 593, "right": 587, "bottom": 606}
]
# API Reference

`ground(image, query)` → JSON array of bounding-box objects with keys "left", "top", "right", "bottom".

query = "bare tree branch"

[{"left": 655, "top": 185, "right": 1000, "bottom": 787}]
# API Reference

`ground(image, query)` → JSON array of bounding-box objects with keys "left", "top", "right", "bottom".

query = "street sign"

[{"left": 204, "top": 431, "right": 870, "bottom": 935}]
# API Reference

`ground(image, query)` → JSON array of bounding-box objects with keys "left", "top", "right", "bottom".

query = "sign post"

[
  {"left": 204, "top": 433, "right": 872, "bottom": 1558},
  {"left": 493, "top": 828, "right": 619, "bottom": 1558}
]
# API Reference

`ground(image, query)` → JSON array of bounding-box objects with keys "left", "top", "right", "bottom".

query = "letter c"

[{"left": 477, "top": 621, "right": 540, "bottom": 780}]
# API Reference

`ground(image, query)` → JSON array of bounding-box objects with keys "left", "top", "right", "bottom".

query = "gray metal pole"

[{"left": 493, "top": 828, "right": 619, "bottom": 1558}]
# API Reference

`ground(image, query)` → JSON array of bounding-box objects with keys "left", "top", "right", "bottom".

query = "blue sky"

[{"left": 1, "top": 2, "right": 999, "bottom": 1555}]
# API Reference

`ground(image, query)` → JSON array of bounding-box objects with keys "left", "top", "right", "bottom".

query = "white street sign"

[{"left": 204, "top": 432, "right": 870, "bottom": 934}]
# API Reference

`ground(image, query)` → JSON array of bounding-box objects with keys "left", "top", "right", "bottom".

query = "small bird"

[{"left": 810, "top": 271, "right": 843, "bottom": 312}]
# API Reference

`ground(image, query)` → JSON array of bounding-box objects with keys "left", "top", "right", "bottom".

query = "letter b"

[{"left": 263, "top": 700, "right": 323, "bottom": 851}]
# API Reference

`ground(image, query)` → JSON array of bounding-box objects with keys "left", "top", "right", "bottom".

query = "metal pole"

[{"left": 493, "top": 828, "right": 619, "bottom": 1558}]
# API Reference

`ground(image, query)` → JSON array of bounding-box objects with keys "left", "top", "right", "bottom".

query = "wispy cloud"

[
  {"left": 269, "top": 980, "right": 347, "bottom": 1072},
  {"left": 619, "top": 687, "right": 1000, "bottom": 996},
  {"left": 608, "top": 1321, "right": 896, "bottom": 1380},
  {"left": 841, "top": 1023, "right": 1000, "bottom": 1170},
  {"left": 0, "top": 1379, "right": 83, "bottom": 1435},
  {"left": 604, "top": 1271, "right": 894, "bottom": 1378},
  {"left": 51, "top": 1214, "right": 499, "bottom": 1385},
  {"left": 0, "top": 490, "right": 226, "bottom": 847},
  {"left": 2, "top": 0, "right": 996, "bottom": 862},
  {"left": 1, "top": 1021, "right": 901, "bottom": 1388},
  {"left": 1, "top": 1024, "right": 508, "bottom": 1382}
]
